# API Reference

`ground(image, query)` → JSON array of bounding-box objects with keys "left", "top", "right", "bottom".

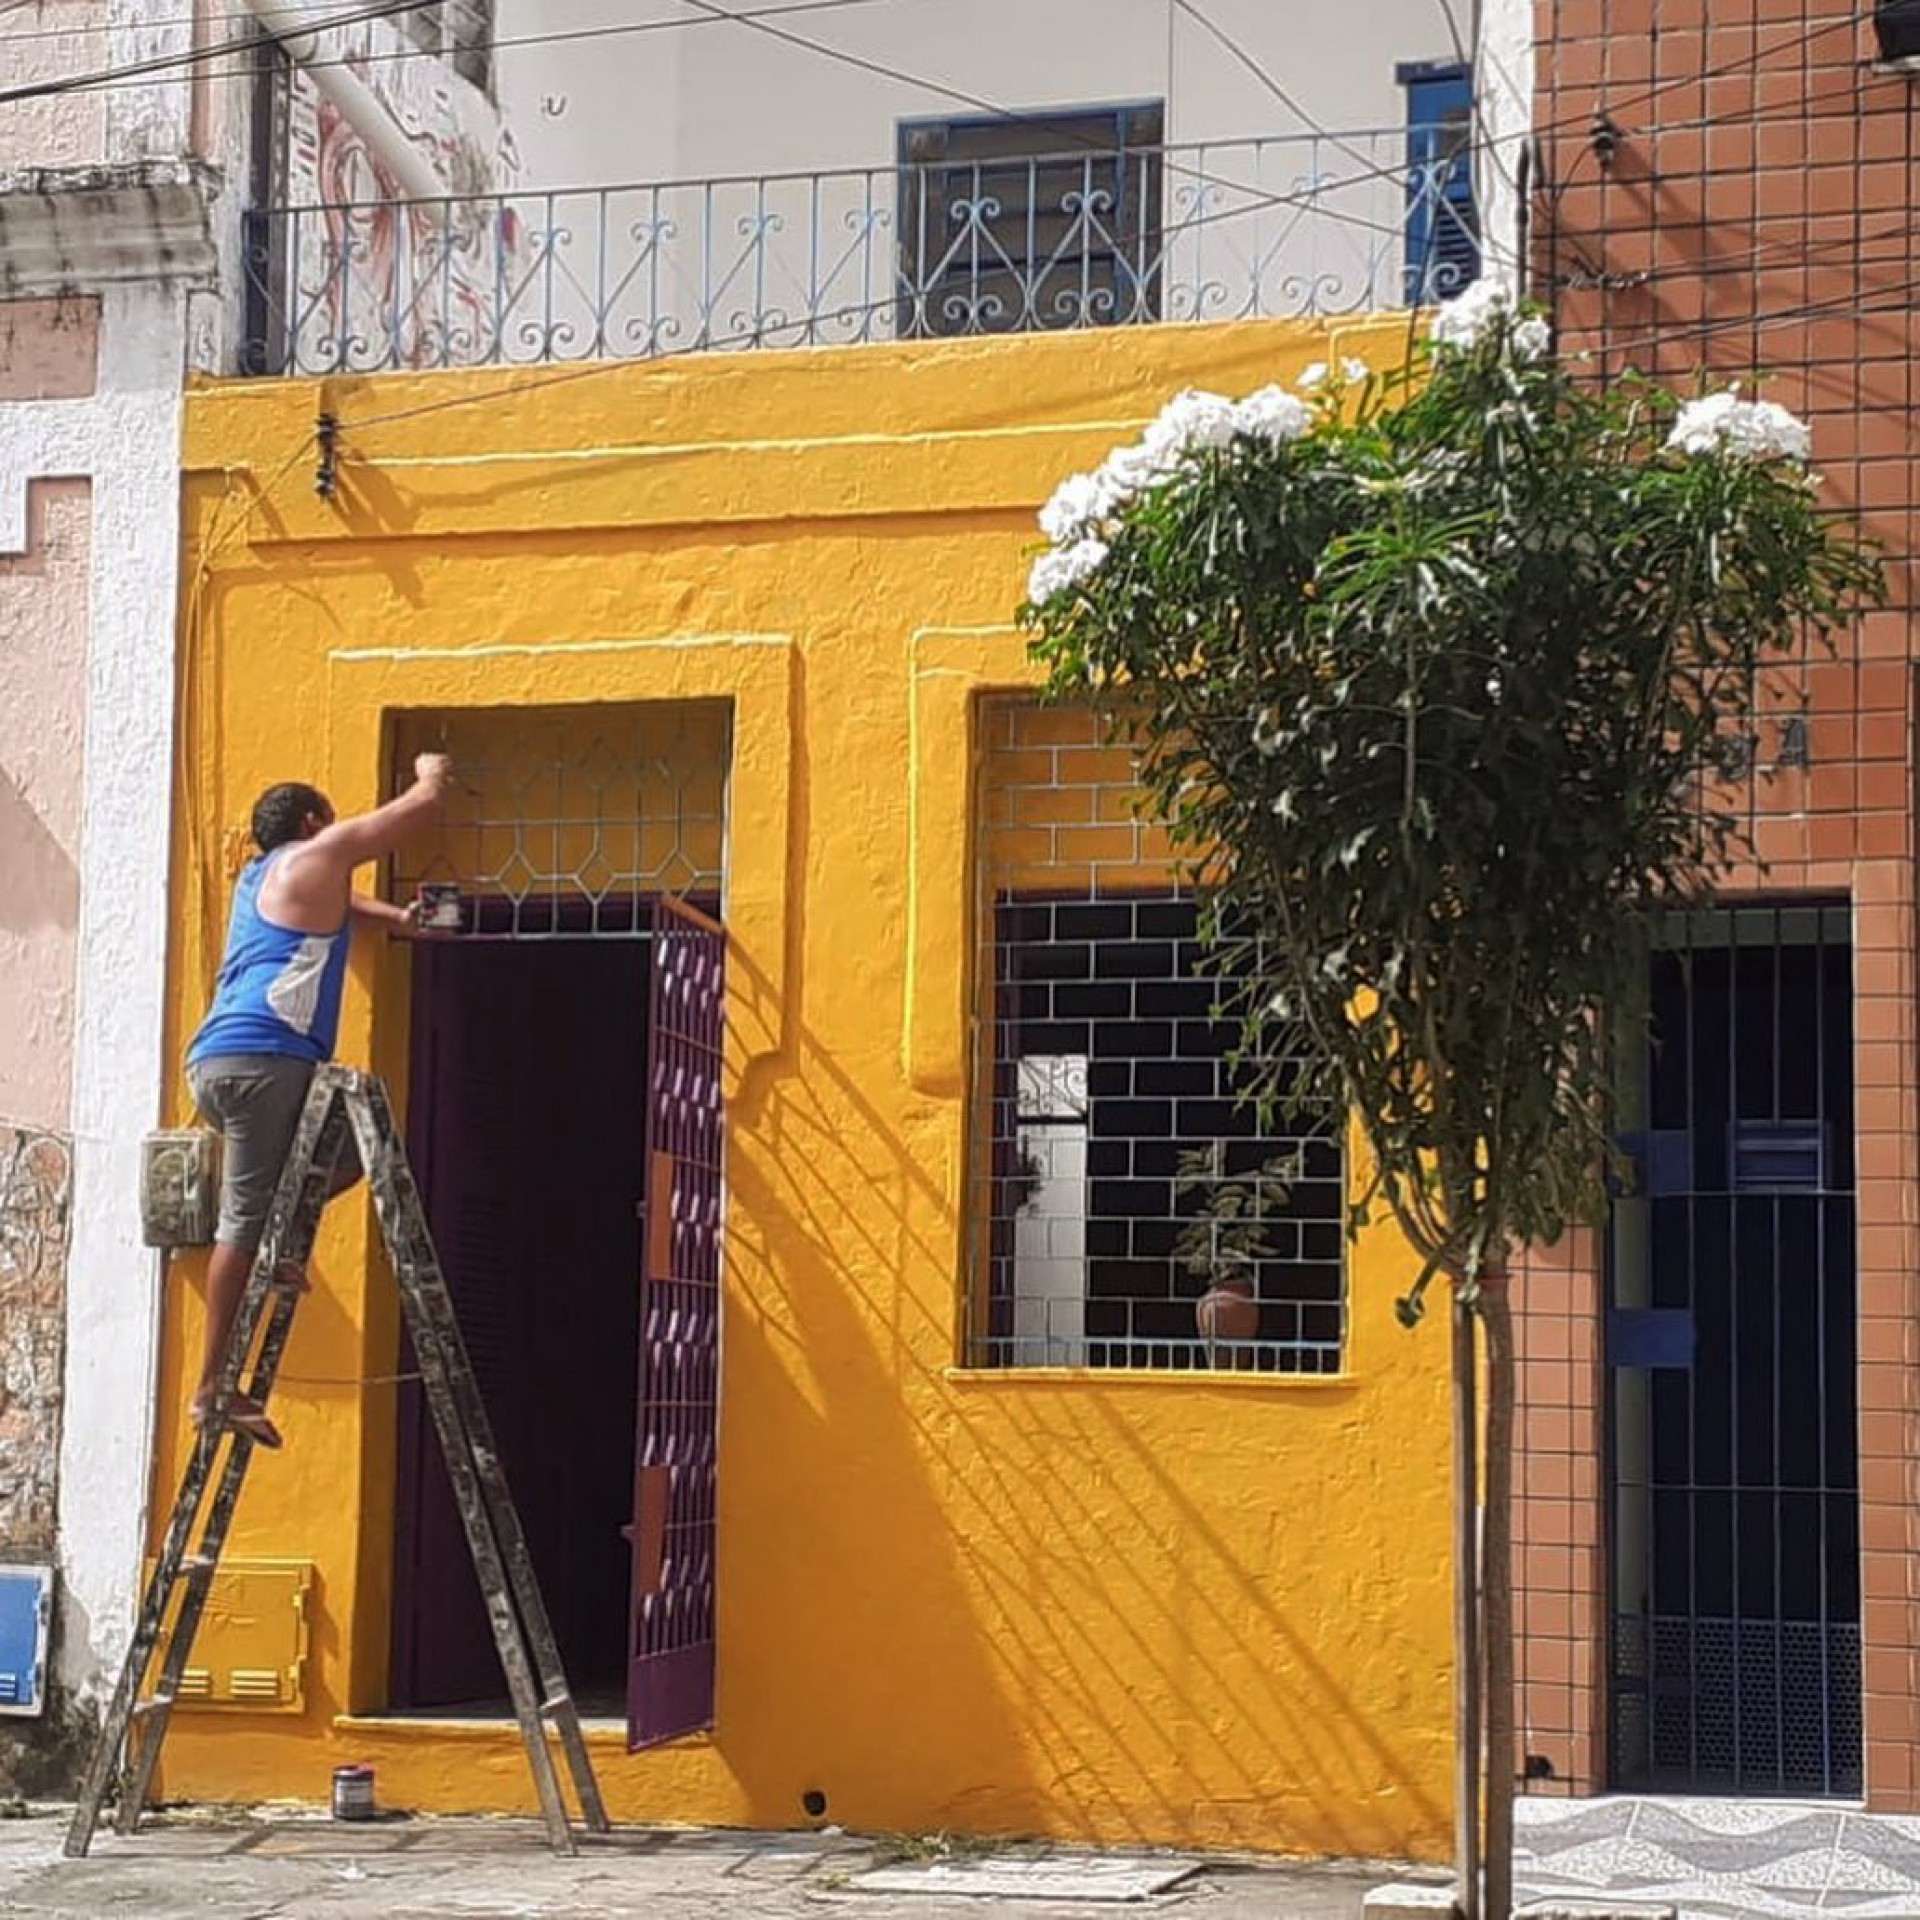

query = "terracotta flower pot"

[{"left": 1195, "top": 1277, "right": 1259, "bottom": 1342}]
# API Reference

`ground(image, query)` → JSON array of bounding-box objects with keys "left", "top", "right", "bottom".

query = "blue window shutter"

[
  {"left": 0, "top": 1567, "right": 52, "bottom": 1717},
  {"left": 1400, "top": 63, "right": 1479, "bottom": 302}
]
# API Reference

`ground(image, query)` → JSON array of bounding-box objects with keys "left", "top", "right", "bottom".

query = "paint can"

[
  {"left": 416, "top": 884, "right": 464, "bottom": 932},
  {"left": 331, "top": 1764, "right": 376, "bottom": 1822}
]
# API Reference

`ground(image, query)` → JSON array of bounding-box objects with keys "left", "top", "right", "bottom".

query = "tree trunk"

[
  {"left": 1451, "top": 1292, "right": 1482, "bottom": 1920},
  {"left": 1480, "top": 1280, "right": 1516, "bottom": 1920}
]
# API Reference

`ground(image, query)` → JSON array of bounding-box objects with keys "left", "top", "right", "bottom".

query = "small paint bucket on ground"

[{"left": 332, "top": 1764, "right": 376, "bottom": 1821}]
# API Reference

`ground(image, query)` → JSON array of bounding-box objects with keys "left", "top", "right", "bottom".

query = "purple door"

[
  {"left": 627, "top": 896, "right": 726, "bottom": 1748},
  {"left": 395, "top": 940, "right": 532, "bottom": 1708}
]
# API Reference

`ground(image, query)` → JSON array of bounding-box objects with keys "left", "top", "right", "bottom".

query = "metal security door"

[
  {"left": 1609, "top": 903, "right": 1860, "bottom": 1796},
  {"left": 627, "top": 896, "right": 726, "bottom": 1748}
]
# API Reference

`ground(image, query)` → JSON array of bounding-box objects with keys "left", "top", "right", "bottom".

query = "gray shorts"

[{"left": 186, "top": 1055, "right": 361, "bottom": 1252}]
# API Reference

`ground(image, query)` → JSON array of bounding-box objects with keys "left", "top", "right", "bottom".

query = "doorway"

[
  {"left": 1608, "top": 903, "right": 1860, "bottom": 1796},
  {"left": 390, "top": 934, "right": 649, "bottom": 1714}
]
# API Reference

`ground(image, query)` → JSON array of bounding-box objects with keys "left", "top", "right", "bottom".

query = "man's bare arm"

[
  {"left": 349, "top": 893, "right": 423, "bottom": 933},
  {"left": 306, "top": 755, "right": 455, "bottom": 871}
]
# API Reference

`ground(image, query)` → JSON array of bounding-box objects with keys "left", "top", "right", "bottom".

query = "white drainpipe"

[{"left": 239, "top": 1, "right": 446, "bottom": 202}]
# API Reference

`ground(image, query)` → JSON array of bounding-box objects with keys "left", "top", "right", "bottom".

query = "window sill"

[
  {"left": 941, "top": 1364, "right": 1357, "bottom": 1391},
  {"left": 333, "top": 1712, "right": 713, "bottom": 1749}
]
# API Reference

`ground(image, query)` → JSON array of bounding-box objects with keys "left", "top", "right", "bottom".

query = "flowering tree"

[{"left": 1021, "top": 282, "right": 1880, "bottom": 1918}]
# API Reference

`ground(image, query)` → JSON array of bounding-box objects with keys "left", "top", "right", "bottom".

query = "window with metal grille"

[
  {"left": 1399, "top": 61, "right": 1479, "bottom": 302},
  {"left": 386, "top": 701, "right": 729, "bottom": 937},
  {"left": 965, "top": 700, "right": 1346, "bottom": 1374},
  {"left": 401, "top": 0, "right": 494, "bottom": 92},
  {"left": 897, "top": 103, "right": 1164, "bottom": 338}
]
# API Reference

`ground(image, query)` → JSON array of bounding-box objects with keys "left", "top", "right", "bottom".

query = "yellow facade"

[{"left": 161, "top": 316, "right": 1454, "bottom": 1858}]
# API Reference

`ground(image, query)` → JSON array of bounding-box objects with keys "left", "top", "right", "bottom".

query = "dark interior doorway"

[
  {"left": 1608, "top": 903, "right": 1860, "bottom": 1796},
  {"left": 390, "top": 935, "right": 649, "bottom": 1714}
]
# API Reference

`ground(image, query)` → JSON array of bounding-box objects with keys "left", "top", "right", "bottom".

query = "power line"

[
  {"left": 0, "top": 0, "right": 886, "bottom": 64},
  {"left": 1570, "top": 267, "right": 1920, "bottom": 366},
  {"left": 1168, "top": 0, "right": 1383, "bottom": 177},
  {"left": 0, "top": 0, "right": 889, "bottom": 87},
  {"left": 292, "top": 264, "right": 1920, "bottom": 522},
  {"left": 18, "top": 0, "right": 1883, "bottom": 405},
  {"left": 0, "top": 0, "right": 437, "bottom": 107},
  {"left": 0, "top": 0, "right": 1859, "bottom": 287},
  {"left": 0, "top": 0, "right": 1860, "bottom": 239},
  {"left": 0, "top": 5, "right": 245, "bottom": 43},
  {"left": 0, "top": 0, "right": 1429, "bottom": 262},
  {"left": 299, "top": 48, "right": 1906, "bottom": 435}
]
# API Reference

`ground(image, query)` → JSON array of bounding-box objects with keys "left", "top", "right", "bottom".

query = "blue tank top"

[{"left": 186, "top": 850, "right": 352, "bottom": 1067}]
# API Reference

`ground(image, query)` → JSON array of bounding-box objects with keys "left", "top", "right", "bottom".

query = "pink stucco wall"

[
  {"left": 0, "top": 478, "right": 91, "bottom": 1134},
  {"left": 0, "top": 300, "right": 100, "bottom": 401}
]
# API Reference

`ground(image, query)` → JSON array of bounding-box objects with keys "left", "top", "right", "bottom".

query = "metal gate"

[
  {"left": 627, "top": 895, "right": 726, "bottom": 1748},
  {"left": 1609, "top": 902, "right": 1860, "bottom": 1796}
]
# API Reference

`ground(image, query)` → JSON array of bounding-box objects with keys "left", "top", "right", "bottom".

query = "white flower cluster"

[
  {"left": 1298, "top": 357, "right": 1371, "bottom": 390},
  {"left": 1428, "top": 278, "right": 1551, "bottom": 361},
  {"left": 1666, "top": 389, "right": 1811, "bottom": 465},
  {"left": 1026, "top": 537, "right": 1110, "bottom": 604},
  {"left": 1028, "top": 381, "right": 1316, "bottom": 604}
]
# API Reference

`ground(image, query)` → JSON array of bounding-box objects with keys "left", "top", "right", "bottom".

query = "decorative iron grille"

[
  {"left": 1607, "top": 902, "right": 1861, "bottom": 1798},
  {"left": 629, "top": 896, "right": 724, "bottom": 1747},
  {"left": 388, "top": 702, "right": 729, "bottom": 937},
  {"left": 241, "top": 129, "right": 1471, "bottom": 375},
  {"left": 965, "top": 700, "right": 1346, "bottom": 1373}
]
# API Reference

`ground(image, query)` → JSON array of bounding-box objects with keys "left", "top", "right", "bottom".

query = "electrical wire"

[
  {"left": 0, "top": 0, "right": 1871, "bottom": 329},
  {"left": 58, "top": 0, "right": 1885, "bottom": 459},
  {"left": 0, "top": 0, "right": 892, "bottom": 76},
  {"left": 177, "top": 431, "right": 321, "bottom": 1001},
  {"left": 0, "top": 0, "right": 438, "bottom": 106},
  {"left": 326, "top": 209, "right": 1920, "bottom": 447},
  {"left": 1168, "top": 0, "right": 1384, "bottom": 177},
  {"left": 0, "top": 0, "right": 1866, "bottom": 317},
  {"left": 2, "top": 0, "right": 1856, "bottom": 198},
  {"left": 0, "top": 0, "right": 1438, "bottom": 274},
  {"left": 320, "top": 169, "right": 1907, "bottom": 445},
  {"left": 1575, "top": 269, "right": 1920, "bottom": 366},
  {"left": 0, "top": 3, "right": 254, "bottom": 41}
]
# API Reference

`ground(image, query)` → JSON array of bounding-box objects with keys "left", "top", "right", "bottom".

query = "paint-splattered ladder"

[{"left": 64, "top": 1066, "right": 610, "bottom": 1859}]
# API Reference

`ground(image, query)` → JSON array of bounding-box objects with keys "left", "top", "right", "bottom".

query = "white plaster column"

[
  {"left": 1476, "top": 0, "right": 1537, "bottom": 295},
  {"left": 0, "top": 281, "right": 190, "bottom": 1702}
]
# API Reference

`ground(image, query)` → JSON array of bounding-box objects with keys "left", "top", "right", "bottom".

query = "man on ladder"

[
  {"left": 67, "top": 748, "right": 609, "bottom": 1859},
  {"left": 182, "top": 752, "right": 453, "bottom": 1447}
]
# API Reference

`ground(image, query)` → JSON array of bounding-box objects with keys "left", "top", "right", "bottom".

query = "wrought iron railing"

[{"left": 241, "top": 130, "right": 1477, "bottom": 376}]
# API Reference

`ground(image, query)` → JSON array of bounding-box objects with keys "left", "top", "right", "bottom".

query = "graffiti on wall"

[
  {"left": 281, "top": 18, "right": 523, "bottom": 371},
  {"left": 0, "top": 1124, "right": 72, "bottom": 1559}
]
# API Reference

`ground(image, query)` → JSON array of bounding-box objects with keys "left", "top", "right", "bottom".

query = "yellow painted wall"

[{"left": 160, "top": 317, "right": 1453, "bottom": 1859}]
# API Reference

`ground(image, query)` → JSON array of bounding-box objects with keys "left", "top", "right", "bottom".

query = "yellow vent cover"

[{"left": 145, "top": 1558, "right": 311, "bottom": 1713}]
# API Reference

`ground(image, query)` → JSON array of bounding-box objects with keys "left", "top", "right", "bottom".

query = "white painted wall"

[
  {"left": 0, "top": 281, "right": 191, "bottom": 1705},
  {"left": 493, "top": 0, "right": 1471, "bottom": 188},
  {"left": 1476, "top": 0, "right": 1537, "bottom": 293},
  {"left": 465, "top": 0, "right": 1530, "bottom": 361}
]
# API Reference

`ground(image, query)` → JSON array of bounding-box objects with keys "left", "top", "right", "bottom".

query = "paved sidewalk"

[
  {"left": 0, "top": 1807, "right": 1405, "bottom": 1919},
  {"left": 1516, "top": 1795, "right": 1920, "bottom": 1918},
  {"left": 2, "top": 1796, "right": 1914, "bottom": 1917}
]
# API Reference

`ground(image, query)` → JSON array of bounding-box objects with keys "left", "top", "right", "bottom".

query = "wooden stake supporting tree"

[{"left": 1020, "top": 293, "right": 1881, "bottom": 1918}]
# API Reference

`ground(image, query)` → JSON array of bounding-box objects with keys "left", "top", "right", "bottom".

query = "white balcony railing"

[{"left": 241, "top": 131, "right": 1476, "bottom": 376}]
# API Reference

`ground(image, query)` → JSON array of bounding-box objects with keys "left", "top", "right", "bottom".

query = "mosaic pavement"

[{"left": 1516, "top": 1796, "right": 1920, "bottom": 1918}]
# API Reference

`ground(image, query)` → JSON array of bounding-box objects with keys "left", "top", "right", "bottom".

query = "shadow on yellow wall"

[{"left": 156, "top": 317, "right": 1452, "bottom": 1859}]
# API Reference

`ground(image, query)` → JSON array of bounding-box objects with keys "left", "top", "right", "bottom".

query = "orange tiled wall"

[{"left": 1527, "top": 0, "right": 1920, "bottom": 1806}]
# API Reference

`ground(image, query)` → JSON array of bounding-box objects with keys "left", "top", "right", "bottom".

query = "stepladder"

[{"left": 66, "top": 1064, "right": 610, "bottom": 1858}]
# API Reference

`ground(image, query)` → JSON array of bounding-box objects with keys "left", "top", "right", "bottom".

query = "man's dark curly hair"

[{"left": 251, "top": 782, "right": 331, "bottom": 854}]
